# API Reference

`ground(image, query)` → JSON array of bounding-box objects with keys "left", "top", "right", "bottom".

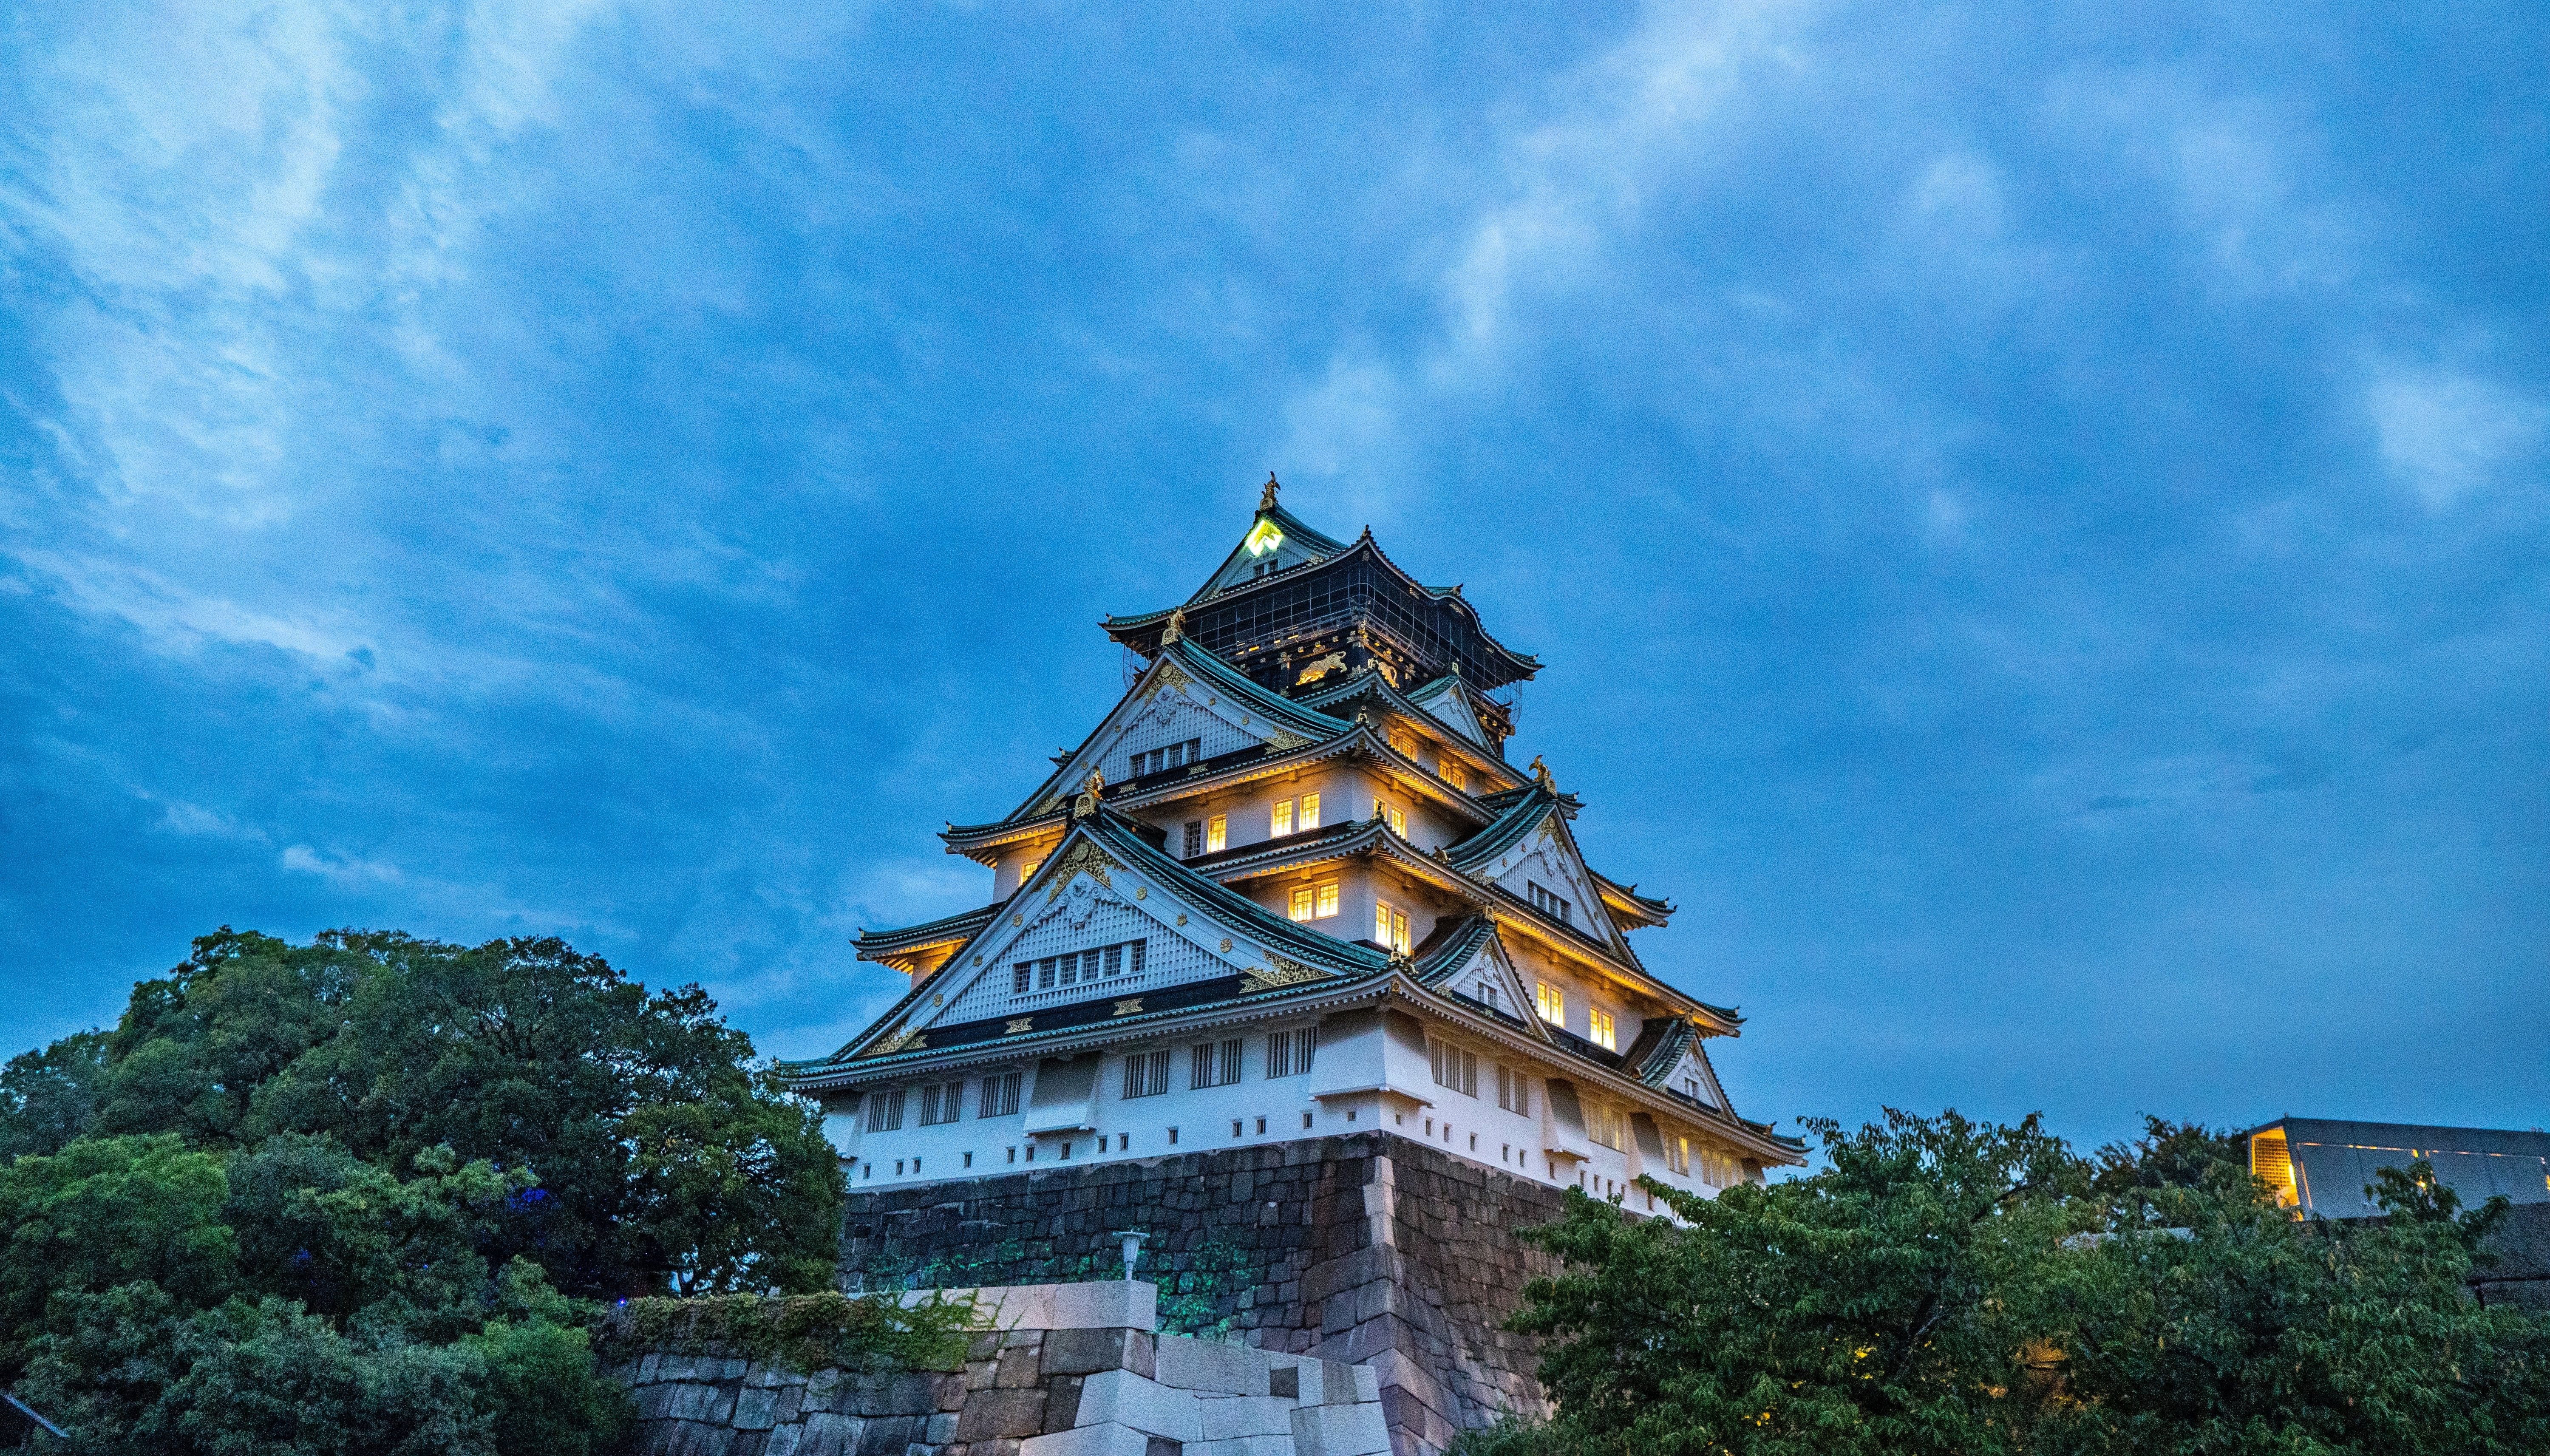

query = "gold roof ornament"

[
  {"left": 1071, "top": 768, "right": 1106, "bottom": 819},
  {"left": 1161, "top": 607, "right": 1186, "bottom": 645},
  {"left": 1530, "top": 755, "right": 1557, "bottom": 791},
  {"left": 1261, "top": 472, "right": 1281, "bottom": 510}
]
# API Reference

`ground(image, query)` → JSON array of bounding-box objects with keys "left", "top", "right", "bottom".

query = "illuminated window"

[
  {"left": 1388, "top": 726, "right": 1419, "bottom": 757},
  {"left": 1438, "top": 759, "right": 1467, "bottom": 792},
  {"left": 1374, "top": 901, "right": 1410, "bottom": 953},
  {"left": 1589, "top": 1008, "right": 1616, "bottom": 1050},
  {"left": 1288, "top": 882, "right": 1340, "bottom": 922},
  {"left": 1665, "top": 1133, "right": 1690, "bottom": 1176},
  {"left": 1207, "top": 815, "right": 1227, "bottom": 853},
  {"left": 1377, "top": 800, "right": 1406, "bottom": 836},
  {"left": 1019, "top": 859, "right": 1040, "bottom": 885},
  {"left": 1271, "top": 799, "right": 1294, "bottom": 836},
  {"left": 1535, "top": 982, "right": 1564, "bottom": 1025},
  {"left": 1300, "top": 793, "right": 1320, "bottom": 829}
]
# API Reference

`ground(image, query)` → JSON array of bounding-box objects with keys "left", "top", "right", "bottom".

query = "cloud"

[{"left": 2366, "top": 366, "right": 2547, "bottom": 510}]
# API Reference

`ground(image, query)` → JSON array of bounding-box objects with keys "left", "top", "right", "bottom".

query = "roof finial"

[
  {"left": 1072, "top": 768, "right": 1106, "bottom": 819},
  {"left": 1530, "top": 755, "right": 1556, "bottom": 792},
  {"left": 1261, "top": 473, "right": 1280, "bottom": 511},
  {"left": 1161, "top": 607, "right": 1185, "bottom": 645}
]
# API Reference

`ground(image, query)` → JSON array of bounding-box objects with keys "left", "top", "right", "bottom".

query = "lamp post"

[{"left": 1113, "top": 1229, "right": 1150, "bottom": 1281}]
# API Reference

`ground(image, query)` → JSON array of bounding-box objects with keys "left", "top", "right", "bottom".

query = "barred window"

[
  {"left": 918, "top": 1080, "right": 964, "bottom": 1126},
  {"left": 1265, "top": 1026, "right": 1317, "bottom": 1078},
  {"left": 1012, "top": 963, "right": 1031, "bottom": 994},
  {"left": 1587, "top": 1104, "right": 1625, "bottom": 1151},
  {"left": 1184, "top": 820, "right": 1204, "bottom": 857},
  {"left": 979, "top": 1071, "right": 1023, "bottom": 1118},
  {"left": 1190, "top": 1037, "right": 1244, "bottom": 1089},
  {"left": 864, "top": 1088, "right": 906, "bottom": 1133},
  {"left": 1528, "top": 881, "right": 1572, "bottom": 924},
  {"left": 1430, "top": 1040, "right": 1479, "bottom": 1098},
  {"left": 1299, "top": 793, "right": 1320, "bottom": 829},
  {"left": 1495, "top": 1064, "right": 1532, "bottom": 1116},
  {"left": 1132, "top": 738, "right": 1204, "bottom": 778},
  {"left": 1123, "top": 1049, "right": 1172, "bottom": 1099}
]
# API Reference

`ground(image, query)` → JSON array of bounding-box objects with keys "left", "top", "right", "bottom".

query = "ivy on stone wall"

[
  {"left": 852, "top": 1235, "right": 1257, "bottom": 1340},
  {"left": 610, "top": 1290, "right": 978, "bottom": 1373}
]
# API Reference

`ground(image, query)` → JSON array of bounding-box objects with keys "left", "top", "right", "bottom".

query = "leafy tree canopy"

[
  {"left": 1480, "top": 1109, "right": 2550, "bottom": 1456},
  {"left": 0, "top": 926, "right": 847, "bottom": 1456}
]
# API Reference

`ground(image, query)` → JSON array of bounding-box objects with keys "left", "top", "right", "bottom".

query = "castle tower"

[{"left": 782, "top": 483, "right": 1804, "bottom": 1454}]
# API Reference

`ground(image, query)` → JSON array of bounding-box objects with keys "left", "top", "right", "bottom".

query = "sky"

[{"left": 3, "top": 1, "right": 2544, "bottom": 1154}]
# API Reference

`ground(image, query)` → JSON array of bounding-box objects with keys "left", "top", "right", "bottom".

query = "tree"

[
  {"left": 0, "top": 1030, "right": 109, "bottom": 1161},
  {"left": 0, "top": 925, "right": 836, "bottom": 1453},
  {"left": 1509, "top": 1109, "right": 2085, "bottom": 1456},
  {"left": 1485, "top": 1111, "right": 2550, "bottom": 1456},
  {"left": 8, "top": 926, "right": 843, "bottom": 1300}
]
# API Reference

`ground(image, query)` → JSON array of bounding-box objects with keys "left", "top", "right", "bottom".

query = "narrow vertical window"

[
  {"left": 1206, "top": 815, "right": 1227, "bottom": 852},
  {"left": 1438, "top": 760, "right": 1466, "bottom": 792},
  {"left": 1272, "top": 799, "right": 1294, "bottom": 836},
  {"left": 1289, "top": 886, "right": 1315, "bottom": 922},
  {"left": 1103, "top": 943, "right": 1123, "bottom": 976},
  {"left": 1038, "top": 957, "right": 1058, "bottom": 991},
  {"left": 981, "top": 1072, "right": 1022, "bottom": 1118},
  {"left": 1299, "top": 793, "right": 1320, "bottom": 829},
  {"left": 1535, "top": 982, "right": 1564, "bottom": 1025},
  {"left": 1376, "top": 800, "right": 1406, "bottom": 836},
  {"left": 1129, "top": 940, "right": 1146, "bottom": 977},
  {"left": 1315, "top": 883, "right": 1339, "bottom": 918},
  {"left": 1184, "top": 821, "right": 1204, "bottom": 857},
  {"left": 1012, "top": 963, "right": 1031, "bottom": 994},
  {"left": 1388, "top": 905, "right": 1411, "bottom": 953},
  {"left": 1589, "top": 1008, "right": 1616, "bottom": 1051}
]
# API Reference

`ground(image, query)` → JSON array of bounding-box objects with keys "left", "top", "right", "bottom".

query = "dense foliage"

[
  {"left": 1474, "top": 1110, "right": 2549, "bottom": 1456},
  {"left": 0, "top": 928, "right": 846, "bottom": 1456}
]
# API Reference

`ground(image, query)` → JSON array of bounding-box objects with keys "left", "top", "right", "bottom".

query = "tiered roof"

[{"left": 785, "top": 486, "right": 1802, "bottom": 1163}]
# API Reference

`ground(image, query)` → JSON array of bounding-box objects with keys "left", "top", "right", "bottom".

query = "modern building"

[
  {"left": 2247, "top": 1116, "right": 2550, "bottom": 1221},
  {"left": 781, "top": 480, "right": 1805, "bottom": 1208}
]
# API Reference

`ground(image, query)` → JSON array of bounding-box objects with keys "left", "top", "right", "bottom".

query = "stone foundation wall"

[
  {"left": 835, "top": 1133, "right": 1574, "bottom": 1456},
  {"left": 609, "top": 1283, "right": 1390, "bottom": 1456}
]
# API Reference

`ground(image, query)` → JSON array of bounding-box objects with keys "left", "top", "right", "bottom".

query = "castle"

[{"left": 781, "top": 481, "right": 1802, "bottom": 1453}]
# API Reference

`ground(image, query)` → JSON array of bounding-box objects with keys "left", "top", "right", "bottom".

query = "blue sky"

[{"left": 3, "top": 2, "right": 2544, "bottom": 1151}]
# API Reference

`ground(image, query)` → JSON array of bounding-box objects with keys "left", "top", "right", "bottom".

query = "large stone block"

[
  {"left": 1197, "top": 1396, "right": 1295, "bottom": 1441},
  {"left": 1291, "top": 1401, "right": 1392, "bottom": 1456},
  {"left": 956, "top": 1388, "right": 1050, "bottom": 1443},
  {"left": 1074, "top": 1368, "right": 1202, "bottom": 1442},
  {"left": 793, "top": 1414, "right": 863, "bottom": 1456},
  {"left": 1017, "top": 1422, "right": 1155, "bottom": 1456}
]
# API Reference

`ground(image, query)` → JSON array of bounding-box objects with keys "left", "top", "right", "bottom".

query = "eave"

[
  {"left": 1103, "top": 533, "right": 1541, "bottom": 688},
  {"left": 854, "top": 903, "right": 1004, "bottom": 965},
  {"left": 1380, "top": 978, "right": 1803, "bottom": 1166}
]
